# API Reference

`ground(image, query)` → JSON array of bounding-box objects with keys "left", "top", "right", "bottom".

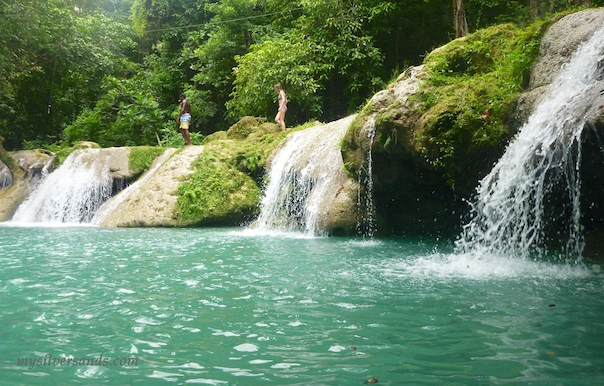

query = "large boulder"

[
  {"left": 341, "top": 65, "right": 460, "bottom": 236},
  {"left": 515, "top": 9, "right": 604, "bottom": 123},
  {"left": 99, "top": 146, "right": 203, "bottom": 227},
  {"left": 340, "top": 8, "right": 604, "bottom": 246}
]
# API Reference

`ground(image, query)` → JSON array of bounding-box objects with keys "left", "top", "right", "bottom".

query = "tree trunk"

[
  {"left": 573, "top": 0, "right": 590, "bottom": 6},
  {"left": 530, "top": 0, "right": 539, "bottom": 20},
  {"left": 453, "top": 0, "right": 469, "bottom": 38}
]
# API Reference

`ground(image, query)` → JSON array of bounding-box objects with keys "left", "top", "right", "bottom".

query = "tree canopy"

[{"left": 0, "top": 0, "right": 601, "bottom": 150}]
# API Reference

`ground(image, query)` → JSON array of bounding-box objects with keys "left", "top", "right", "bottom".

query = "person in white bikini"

[
  {"left": 177, "top": 93, "right": 192, "bottom": 146},
  {"left": 274, "top": 84, "right": 287, "bottom": 132}
]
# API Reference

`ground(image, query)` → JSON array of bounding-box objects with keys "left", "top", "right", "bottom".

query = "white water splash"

[
  {"left": 11, "top": 149, "right": 115, "bottom": 223},
  {"left": 254, "top": 116, "right": 355, "bottom": 235},
  {"left": 383, "top": 251, "right": 595, "bottom": 280},
  {"left": 457, "top": 24, "right": 604, "bottom": 258}
]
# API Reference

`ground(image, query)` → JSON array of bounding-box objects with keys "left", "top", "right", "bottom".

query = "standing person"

[
  {"left": 177, "top": 93, "right": 192, "bottom": 146},
  {"left": 274, "top": 84, "right": 287, "bottom": 132}
]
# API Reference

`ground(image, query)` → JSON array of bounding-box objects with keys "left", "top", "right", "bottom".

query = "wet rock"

[{"left": 0, "top": 150, "right": 56, "bottom": 222}]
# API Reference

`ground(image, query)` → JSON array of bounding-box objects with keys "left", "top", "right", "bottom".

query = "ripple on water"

[{"left": 0, "top": 227, "right": 603, "bottom": 385}]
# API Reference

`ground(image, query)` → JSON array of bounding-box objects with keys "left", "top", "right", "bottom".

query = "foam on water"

[
  {"left": 236, "top": 228, "right": 319, "bottom": 239},
  {"left": 383, "top": 251, "right": 597, "bottom": 280},
  {"left": 1, "top": 221, "right": 96, "bottom": 228}
]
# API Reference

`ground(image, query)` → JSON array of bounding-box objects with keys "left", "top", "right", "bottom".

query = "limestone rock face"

[
  {"left": 0, "top": 150, "right": 56, "bottom": 222},
  {"left": 0, "top": 160, "right": 11, "bottom": 190},
  {"left": 99, "top": 146, "right": 204, "bottom": 227},
  {"left": 106, "top": 147, "right": 133, "bottom": 180},
  {"left": 517, "top": 9, "right": 604, "bottom": 122},
  {"left": 323, "top": 179, "right": 361, "bottom": 236},
  {"left": 530, "top": 9, "right": 604, "bottom": 89}
]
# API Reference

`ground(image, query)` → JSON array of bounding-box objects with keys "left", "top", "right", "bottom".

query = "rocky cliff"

[{"left": 341, "top": 8, "right": 604, "bottom": 255}]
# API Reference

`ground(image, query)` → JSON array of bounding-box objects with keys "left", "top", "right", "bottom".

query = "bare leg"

[
  {"left": 180, "top": 128, "right": 192, "bottom": 145},
  {"left": 275, "top": 109, "right": 287, "bottom": 132}
]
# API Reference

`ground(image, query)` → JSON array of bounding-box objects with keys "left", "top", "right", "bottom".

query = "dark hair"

[{"left": 180, "top": 93, "right": 186, "bottom": 99}]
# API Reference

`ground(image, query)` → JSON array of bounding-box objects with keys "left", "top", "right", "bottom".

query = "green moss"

[
  {"left": 129, "top": 146, "right": 166, "bottom": 175},
  {"left": 341, "top": 17, "right": 564, "bottom": 195},
  {"left": 0, "top": 153, "right": 11, "bottom": 168},
  {"left": 176, "top": 151, "right": 261, "bottom": 223},
  {"left": 226, "top": 116, "right": 268, "bottom": 139},
  {"left": 415, "top": 21, "right": 550, "bottom": 174}
]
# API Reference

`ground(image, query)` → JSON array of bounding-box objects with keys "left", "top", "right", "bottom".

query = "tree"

[
  {"left": 0, "top": 0, "right": 136, "bottom": 149},
  {"left": 454, "top": 0, "right": 469, "bottom": 37},
  {"left": 227, "top": 31, "right": 330, "bottom": 122},
  {"left": 186, "top": 0, "right": 270, "bottom": 131}
]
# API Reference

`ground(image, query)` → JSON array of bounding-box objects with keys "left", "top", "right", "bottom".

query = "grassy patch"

[
  {"left": 413, "top": 20, "right": 551, "bottom": 172},
  {"left": 176, "top": 150, "right": 261, "bottom": 222},
  {"left": 129, "top": 146, "right": 166, "bottom": 175}
]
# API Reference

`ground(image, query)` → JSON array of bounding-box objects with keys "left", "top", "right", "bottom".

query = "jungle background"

[{"left": 0, "top": 0, "right": 600, "bottom": 150}]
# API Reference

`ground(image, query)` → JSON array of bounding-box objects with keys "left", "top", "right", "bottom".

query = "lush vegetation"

[
  {"left": 128, "top": 146, "right": 166, "bottom": 175},
  {"left": 413, "top": 20, "right": 551, "bottom": 177},
  {"left": 1, "top": 0, "right": 601, "bottom": 151},
  {"left": 342, "top": 14, "right": 567, "bottom": 197},
  {"left": 175, "top": 117, "right": 317, "bottom": 224}
]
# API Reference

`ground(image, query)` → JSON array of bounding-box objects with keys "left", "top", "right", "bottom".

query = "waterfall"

[
  {"left": 254, "top": 115, "right": 356, "bottom": 235},
  {"left": 457, "top": 24, "right": 604, "bottom": 258},
  {"left": 356, "top": 116, "right": 377, "bottom": 237},
  {"left": 11, "top": 149, "right": 116, "bottom": 224}
]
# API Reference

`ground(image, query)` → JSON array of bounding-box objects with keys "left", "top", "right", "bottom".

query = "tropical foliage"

[{"left": 0, "top": 0, "right": 600, "bottom": 150}]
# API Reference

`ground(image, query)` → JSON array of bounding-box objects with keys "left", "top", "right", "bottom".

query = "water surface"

[{"left": 0, "top": 226, "right": 602, "bottom": 385}]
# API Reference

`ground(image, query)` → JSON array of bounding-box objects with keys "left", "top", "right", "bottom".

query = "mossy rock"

[
  {"left": 226, "top": 116, "right": 269, "bottom": 139},
  {"left": 340, "top": 19, "right": 557, "bottom": 236},
  {"left": 128, "top": 146, "right": 166, "bottom": 176},
  {"left": 176, "top": 152, "right": 262, "bottom": 225},
  {"left": 176, "top": 116, "right": 293, "bottom": 225}
]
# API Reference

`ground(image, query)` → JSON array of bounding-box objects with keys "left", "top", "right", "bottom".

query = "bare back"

[{"left": 181, "top": 99, "right": 192, "bottom": 115}]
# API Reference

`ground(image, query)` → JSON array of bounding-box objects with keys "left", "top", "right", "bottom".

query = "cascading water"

[
  {"left": 0, "top": 161, "right": 11, "bottom": 189},
  {"left": 356, "top": 116, "right": 377, "bottom": 237},
  {"left": 457, "top": 24, "right": 604, "bottom": 258},
  {"left": 11, "top": 149, "right": 115, "bottom": 224},
  {"left": 254, "top": 115, "right": 356, "bottom": 235}
]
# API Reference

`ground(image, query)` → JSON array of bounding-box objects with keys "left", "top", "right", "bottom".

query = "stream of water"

[{"left": 0, "top": 225, "right": 602, "bottom": 385}]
